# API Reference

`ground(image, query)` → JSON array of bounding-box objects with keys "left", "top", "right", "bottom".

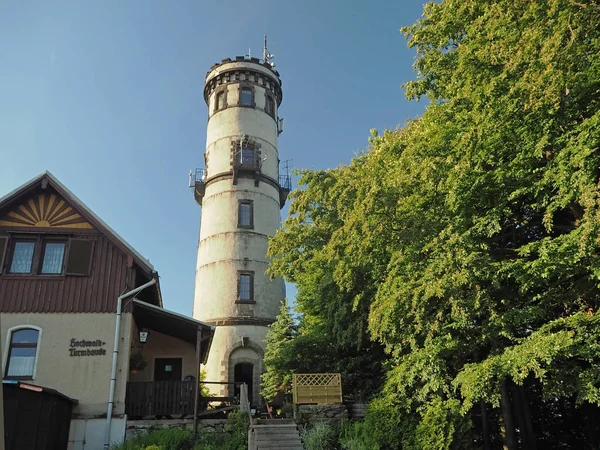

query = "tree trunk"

[
  {"left": 583, "top": 402, "right": 600, "bottom": 449},
  {"left": 515, "top": 385, "right": 536, "bottom": 450},
  {"left": 480, "top": 399, "right": 491, "bottom": 450},
  {"left": 500, "top": 379, "right": 518, "bottom": 450}
]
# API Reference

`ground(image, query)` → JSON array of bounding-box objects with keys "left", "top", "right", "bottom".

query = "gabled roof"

[{"left": 0, "top": 171, "right": 157, "bottom": 279}]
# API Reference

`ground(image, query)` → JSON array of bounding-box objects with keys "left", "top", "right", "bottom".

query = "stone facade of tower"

[{"left": 192, "top": 56, "right": 289, "bottom": 404}]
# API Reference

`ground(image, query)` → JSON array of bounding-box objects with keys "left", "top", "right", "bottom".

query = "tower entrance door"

[{"left": 234, "top": 363, "right": 253, "bottom": 403}]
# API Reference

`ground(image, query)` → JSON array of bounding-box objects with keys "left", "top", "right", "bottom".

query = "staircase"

[{"left": 249, "top": 419, "right": 303, "bottom": 450}]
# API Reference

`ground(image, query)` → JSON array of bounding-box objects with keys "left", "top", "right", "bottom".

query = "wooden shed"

[{"left": 3, "top": 380, "right": 78, "bottom": 450}]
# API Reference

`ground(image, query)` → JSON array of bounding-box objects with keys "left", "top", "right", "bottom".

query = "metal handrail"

[{"left": 279, "top": 175, "right": 292, "bottom": 191}]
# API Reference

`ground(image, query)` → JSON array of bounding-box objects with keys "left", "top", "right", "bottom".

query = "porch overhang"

[{"left": 131, "top": 300, "right": 215, "bottom": 364}]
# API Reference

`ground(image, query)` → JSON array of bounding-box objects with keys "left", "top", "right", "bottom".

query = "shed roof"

[{"left": 132, "top": 299, "right": 215, "bottom": 364}]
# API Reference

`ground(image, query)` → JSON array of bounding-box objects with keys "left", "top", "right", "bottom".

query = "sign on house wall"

[{"left": 69, "top": 339, "right": 107, "bottom": 357}]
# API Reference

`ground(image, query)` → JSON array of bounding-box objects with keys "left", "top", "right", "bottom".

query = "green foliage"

[
  {"left": 338, "top": 421, "right": 379, "bottom": 450},
  {"left": 111, "top": 428, "right": 192, "bottom": 450},
  {"left": 193, "top": 410, "right": 249, "bottom": 450},
  {"left": 268, "top": 0, "right": 600, "bottom": 447},
  {"left": 111, "top": 412, "right": 249, "bottom": 450},
  {"left": 261, "top": 301, "right": 297, "bottom": 402},
  {"left": 301, "top": 422, "right": 336, "bottom": 450},
  {"left": 199, "top": 368, "right": 210, "bottom": 398}
]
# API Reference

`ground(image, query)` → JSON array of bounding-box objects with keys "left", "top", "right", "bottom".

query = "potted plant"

[{"left": 129, "top": 351, "right": 147, "bottom": 374}]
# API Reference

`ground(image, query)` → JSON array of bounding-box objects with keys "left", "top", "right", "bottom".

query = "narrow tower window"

[
  {"left": 240, "top": 88, "right": 253, "bottom": 106},
  {"left": 238, "top": 272, "right": 254, "bottom": 302},
  {"left": 266, "top": 96, "right": 275, "bottom": 117},
  {"left": 238, "top": 200, "right": 253, "bottom": 228},
  {"left": 215, "top": 91, "right": 225, "bottom": 112}
]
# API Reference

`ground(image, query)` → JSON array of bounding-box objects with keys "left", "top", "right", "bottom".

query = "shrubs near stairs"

[{"left": 111, "top": 410, "right": 249, "bottom": 450}]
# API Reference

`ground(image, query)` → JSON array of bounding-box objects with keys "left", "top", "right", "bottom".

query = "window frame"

[
  {"left": 213, "top": 86, "right": 228, "bottom": 114},
  {"left": 3, "top": 325, "right": 42, "bottom": 380},
  {"left": 238, "top": 200, "right": 254, "bottom": 229},
  {"left": 265, "top": 94, "right": 276, "bottom": 118},
  {"left": 0, "top": 235, "right": 94, "bottom": 277},
  {"left": 237, "top": 83, "right": 256, "bottom": 108},
  {"left": 236, "top": 271, "right": 255, "bottom": 303},
  {"left": 39, "top": 239, "right": 67, "bottom": 275},
  {"left": 7, "top": 239, "right": 37, "bottom": 275}
]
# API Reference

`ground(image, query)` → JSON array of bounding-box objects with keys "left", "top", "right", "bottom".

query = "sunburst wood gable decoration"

[{"left": 0, "top": 192, "right": 93, "bottom": 229}]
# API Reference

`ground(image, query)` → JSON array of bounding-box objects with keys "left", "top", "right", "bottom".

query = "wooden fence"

[
  {"left": 125, "top": 380, "right": 196, "bottom": 418},
  {"left": 292, "top": 373, "right": 342, "bottom": 404}
]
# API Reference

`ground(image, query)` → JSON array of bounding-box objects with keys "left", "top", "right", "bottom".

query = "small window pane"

[
  {"left": 239, "top": 203, "right": 252, "bottom": 227},
  {"left": 12, "top": 329, "right": 39, "bottom": 344},
  {"left": 10, "top": 242, "right": 35, "bottom": 273},
  {"left": 41, "top": 242, "right": 65, "bottom": 274},
  {"left": 240, "top": 148, "right": 254, "bottom": 165},
  {"left": 240, "top": 89, "right": 253, "bottom": 106},
  {"left": 239, "top": 274, "right": 251, "bottom": 300},
  {"left": 266, "top": 97, "right": 275, "bottom": 115}
]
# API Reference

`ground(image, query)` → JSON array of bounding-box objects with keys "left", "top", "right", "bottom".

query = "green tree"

[
  {"left": 269, "top": 0, "right": 600, "bottom": 448},
  {"left": 261, "top": 301, "right": 297, "bottom": 402}
]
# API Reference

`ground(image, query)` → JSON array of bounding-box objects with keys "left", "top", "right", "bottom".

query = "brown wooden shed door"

[{"left": 154, "top": 358, "right": 182, "bottom": 381}]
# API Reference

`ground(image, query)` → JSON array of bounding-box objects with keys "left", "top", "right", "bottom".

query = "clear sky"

[{"left": 0, "top": 0, "right": 426, "bottom": 315}]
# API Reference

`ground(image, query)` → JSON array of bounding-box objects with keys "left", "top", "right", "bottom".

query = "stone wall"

[
  {"left": 125, "top": 419, "right": 230, "bottom": 441},
  {"left": 296, "top": 404, "right": 349, "bottom": 427}
]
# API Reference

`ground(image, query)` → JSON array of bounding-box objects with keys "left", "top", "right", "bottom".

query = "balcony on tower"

[
  {"left": 278, "top": 174, "right": 291, "bottom": 208},
  {"left": 190, "top": 169, "right": 206, "bottom": 206}
]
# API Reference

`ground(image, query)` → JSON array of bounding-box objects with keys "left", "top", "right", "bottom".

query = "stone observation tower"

[{"left": 191, "top": 39, "right": 290, "bottom": 404}]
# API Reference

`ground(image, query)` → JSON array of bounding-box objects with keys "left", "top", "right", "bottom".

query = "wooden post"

[{"left": 193, "top": 327, "right": 203, "bottom": 438}]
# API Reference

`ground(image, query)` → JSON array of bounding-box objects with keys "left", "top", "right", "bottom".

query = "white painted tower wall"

[{"left": 193, "top": 57, "right": 287, "bottom": 403}]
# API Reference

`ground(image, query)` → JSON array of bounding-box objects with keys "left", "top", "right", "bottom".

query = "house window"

[
  {"left": 215, "top": 91, "right": 225, "bottom": 111},
  {"left": 5, "top": 327, "right": 40, "bottom": 379},
  {"left": 41, "top": 242, "right": 66, "bottom": 274},
  {"left": 238, "top": 272, "right": 254, "bottom": 302},
  {"left": 238, "top": 201, "right": 253, "bottom": 228},
  {"left": 266, "top": 96, "right": 275, "bottom": 117},
  {"left": 9, "top": 241, "right": 35, "bottom": 274},
  {"left": 240, "top": 88, "right": 253, "bottom": 106},
  {"left": 1, "top": 237, "right": 94, "bottom": 276}
]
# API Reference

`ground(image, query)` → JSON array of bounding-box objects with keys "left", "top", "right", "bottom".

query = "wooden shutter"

[
  {"left": 65, "top": 239, "right": 94, "bottom": 276},
  {"left": 0, "top": 236, "right": 7, "bottom": 273}
]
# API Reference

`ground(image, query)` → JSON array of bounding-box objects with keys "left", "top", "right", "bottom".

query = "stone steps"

[{"left": 250, "top": 421, "right": 303, "bottom": 450}]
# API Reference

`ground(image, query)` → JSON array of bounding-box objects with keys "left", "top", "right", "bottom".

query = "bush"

[
  {"left": 194, "top": 410, "right": 250, "bottom": 450},
  {"left": 301, "top": 422, "right": 336, "bottom": 450},
  {"left": 111, "top": 428, "right": 192, "bottom": 450},
  {"left": 111, "top": 410, "right": 249, "bottom": 450},
  {"left": 339, "top": 421, "right": 379, "bottom": 450}
]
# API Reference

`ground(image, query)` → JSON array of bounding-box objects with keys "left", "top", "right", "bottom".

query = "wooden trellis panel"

[{"left": 293, "top": 373, "right": 342, "bottom": 404}]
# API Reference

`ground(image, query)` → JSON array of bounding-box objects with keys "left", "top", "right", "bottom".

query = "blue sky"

[{"left": 0, "top": 0, "right": 426, "bottom": 315}]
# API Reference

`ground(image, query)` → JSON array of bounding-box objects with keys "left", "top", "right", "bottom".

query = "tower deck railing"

[{"left": 279, "top": 175, "right": 291, "bottom": 191}]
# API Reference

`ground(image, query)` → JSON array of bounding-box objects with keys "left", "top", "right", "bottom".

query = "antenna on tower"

[{"left": 262, "top": 35, "right": 275, "bottom": 68}]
